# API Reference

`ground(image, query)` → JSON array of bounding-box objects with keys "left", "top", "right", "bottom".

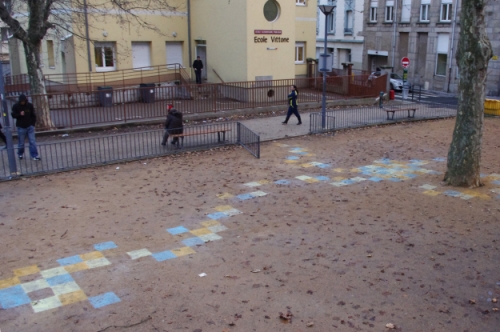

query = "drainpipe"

[
  {"left": 391, "top": 0, "right": 398, "bottom": 68},
  {"left": 83, "top": 0, "right": 92, "bottom": 72},
  {"left": 188, "top": 0, "right": 192, "bottom": 74},
  {"left": 447, "top": 0, "right": 459, "bottom": 93}
]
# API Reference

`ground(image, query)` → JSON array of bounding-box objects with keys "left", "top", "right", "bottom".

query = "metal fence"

[
  {"left": 309, "top": 113, "right": 336, "bottom": 134},
  {"left": 309, "top": 100, "right": 457, "bottom": 133},
  {"left": 237, "top": 122, "right": 260, "bottom": 158},
  {"left": 0, "top": 122, "right": 260, "bottom": 179},
  {"left": 4, "top": 74, "right": 387, "bottom": 131}
]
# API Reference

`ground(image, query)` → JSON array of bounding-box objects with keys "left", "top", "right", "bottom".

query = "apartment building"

[
  {"left": 315, "top": 0, "right": 365, "bottom": 71},
  {"left": 361, "top": 0, "right": 500, "bottom": 95}
]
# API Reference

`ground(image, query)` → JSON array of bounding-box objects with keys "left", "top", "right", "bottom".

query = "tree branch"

[{"left": 0, "top": 3, "right": 29, "bottom": 42}]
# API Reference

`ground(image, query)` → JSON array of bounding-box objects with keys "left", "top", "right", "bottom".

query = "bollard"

[{"left": 379, "top": 91, "right": 384, "bottom": 108}]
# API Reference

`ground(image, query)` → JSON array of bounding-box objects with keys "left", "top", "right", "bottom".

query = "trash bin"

[
  {"left": 97, "top": 86, "right": 113, "bottom": 107},
  {"left": 140, "top": 83, "right": 156, "bottom": 103},
  {"left": 402, "top": 83, "right": 410, "bottom": 100}
]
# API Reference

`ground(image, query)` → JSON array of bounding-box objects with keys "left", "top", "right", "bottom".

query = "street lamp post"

[{"left": 319, "top": 5, "right": 335, "bottom": 129}]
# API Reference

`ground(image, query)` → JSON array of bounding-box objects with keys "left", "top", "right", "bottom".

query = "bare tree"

[
  {"left": 444, "top": 0, "right": 492, "bottom": 187},
  {"left": 0, "top": 0, "right": 178, "bottom": 129}
]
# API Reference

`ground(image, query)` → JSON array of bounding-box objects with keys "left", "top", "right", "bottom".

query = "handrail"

[{"left": 212, "top": 69, "right": 225, "bottom": 83}]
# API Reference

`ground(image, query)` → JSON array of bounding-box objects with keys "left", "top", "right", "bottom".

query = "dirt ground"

[{"left": 1, "top": 118, "right": 499, "bottom": 332}]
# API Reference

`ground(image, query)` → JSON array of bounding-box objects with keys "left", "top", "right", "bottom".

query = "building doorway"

[{"left": 196, "top": 45, "right": 207, "bottom": 81}]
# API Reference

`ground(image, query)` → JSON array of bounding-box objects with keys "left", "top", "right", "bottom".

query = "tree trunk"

[
  {"left": 23, "top": 40, "right": 54, "bottom": 130},
  {"left": 444, "top": 0, "right": 492, "bottom": 188}
]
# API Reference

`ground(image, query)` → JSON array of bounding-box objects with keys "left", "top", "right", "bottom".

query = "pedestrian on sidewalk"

[
  {"left": 11, "top": 94, "right": 41, "bottom": 160},
  {"left": 282, "top": 85, "right": 302, "bottom": 125},
  {"left": 193, "top": 56, "right": 204, "bottom": 84},
  {"left": 0, "top": 123, "right": 7, "bottom": 149},
  {"left": 161, "top": 104, "right": 184, "bottom": 147}
]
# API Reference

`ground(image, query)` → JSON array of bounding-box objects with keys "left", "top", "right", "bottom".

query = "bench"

[
  {"left": 384, "top": 107, "right": 417, "bottom": 120},
  {"left": 169, "top": 124, "right": 232, "bottom": 148}
]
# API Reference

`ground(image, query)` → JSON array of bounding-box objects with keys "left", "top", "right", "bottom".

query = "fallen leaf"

[
  {"left": 251, "top": 269, "right": 261, "bottom": 273},
  {"left": 306, "top": 322, "right": 314, "bottom": 327},
  {"left": 386, "top": 323, "right": 395, "bottom": 329}
]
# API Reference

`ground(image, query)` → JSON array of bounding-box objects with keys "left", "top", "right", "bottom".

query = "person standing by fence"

[
  {"left": 193, "top": 56, "right": 204, "bottom": 84},
  {"left": 11, "top": 94, "right": 41, "bottom": 160},
  {"left": 282, "top": 85, "right": 302, "bottom": 125},
  {"left": 161, "top": 104, "right": 184, "bottom": 146}
]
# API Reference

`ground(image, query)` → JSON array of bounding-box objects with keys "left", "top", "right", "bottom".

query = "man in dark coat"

[
  {"left": 161, "top": 104, "right": 183, "bottom": 146},
  {"left": 192, "top": 56, "right": 203, "bottom": 84},
  {"left": 11, "top": 94, "right": 40, "bottom": 160}
]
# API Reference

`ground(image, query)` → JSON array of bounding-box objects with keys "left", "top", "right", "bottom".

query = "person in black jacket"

[
  {"left": 282, "top": 85, "right": 302, "bottom": 125},
  {"left": 11, "top": 94, "right": 40, "bottom": 160},
  {"left": 193, "top": 56, "right": 203, "bottom": 84},
  {"left": 161, "top": 104, "right": 184, "bottom": 147}
]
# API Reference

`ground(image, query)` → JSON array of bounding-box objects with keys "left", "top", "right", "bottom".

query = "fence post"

[
  {"left": 237, "top": 122, "right": 241, "bottom": 144},
  {"left": 379, "top": 91, "right": 384, "bottom": 108},
  {"left": 0, "top": 63, "right": 18, "bottom": 177}
]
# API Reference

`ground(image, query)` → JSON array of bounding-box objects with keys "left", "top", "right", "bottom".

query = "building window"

[
  {"left": 166, "top": 42, "right": 183, "bottom": 69},
  {"left": 94, "top": 42, "right": 116, "bottom": 72},
  {"left": 132, "top": 42, "right": 152, "bottom": 70},
  {"left": 263, "top": 0, "right": 280, "bottom": 22},
  {"left": 47, "top": 40, "right": 55, "bottom": 68},
  {"left": 401, "top": 0, "right": 411, "bottom": 22},
  {"left": 296, "top": 0, "right": 306, "bottom": 5},
  {"left": 385, "top": 0, "right": 394, "bottom": 22},
  {"left": 436, "top": 33, "right": 449, "bottom": 76},
  {"left": 328, "top": 9, "right": 336, "bottom": 34},
  {"left": 370, "top": 1, "right": 378, "bottom": 22},
  {"left": 440, "top": 0, "right": 452, "bottom": 22},
  {"left": 420, "top": 0, "right": 430, "bottom": 22},
  {"left": 295, "top": 42, "right": 305, "bottom": 64},
  {"left": 344, "top": 0, "right": 353, "bottom": 34}
]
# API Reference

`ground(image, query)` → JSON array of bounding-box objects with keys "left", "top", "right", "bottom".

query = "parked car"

[{"left": 390, "top": 73, "right": 412, "bottom": 92}]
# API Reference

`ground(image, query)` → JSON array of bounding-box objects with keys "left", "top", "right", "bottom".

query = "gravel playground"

[{"left": 1, "top": 118, "right": 499, "bottom": 332}]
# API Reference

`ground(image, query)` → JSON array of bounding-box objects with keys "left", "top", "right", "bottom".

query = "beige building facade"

[{"left": 9, "top": 0, "right": 317, "bottom": 85}]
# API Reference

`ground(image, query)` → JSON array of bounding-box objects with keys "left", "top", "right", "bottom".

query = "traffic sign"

[{"left": 401, "top": 57, "right": 410, "bottom": 68}]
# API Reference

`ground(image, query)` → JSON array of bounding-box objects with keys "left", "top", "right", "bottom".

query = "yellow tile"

[
  {"left": 214, "top": 205, "right": 233, "bottom": 212},
  {"left": 301, "top": 163, "right": 314, "bottom": 168},
  {"left": 216, "top": 192, "right": 233, "bottom": 199},
  {"left": 190, "top": 228, "right": 212, "bottom": 236},
  {"left": 304, "top": 153, "right": 316, "bottom": 156},
  {"left": 350, "top": 168, "right": 361, "bottom": 173},
  {"left": 333, "top": 177, "right": 346, "bottom": 181},
  {"left": 13, "top": 265, "right": 40, "bottom": 277},
  {"left": 201, "top": 220, "right": 221, "bottom": 228},
  {"left": 284, "top": 160, "right": 298, "bottom": 164},
  {"left": 332, "top": 168, "right": 345, "bottom": 173},
  {"left": 0, "top": 276, "right": 20, "bottom": 289},
  {"left": 305, "top": 178, "right": 320, "bottom": 183},
  {"left": 172, "top": 247, "right": 196, "bottom": 257},
  {"left": 257, "top": 180, "right": 270, "bottom": 185},
  {"left": 64, "top": 262, "right": 89, "bottom": 273},
  {"left": 80, "top": 251, "right": 104, "bottom": 261},
  {"left": 59, "top": 290, "right": 87, "bottom": 306},
  {"left": 423, "top": 190, "right": 441, "bottom": 196}
]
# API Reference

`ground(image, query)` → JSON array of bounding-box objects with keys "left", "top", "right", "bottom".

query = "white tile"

[
  {"left": 243, "top": 182, "right": 261, "bottom": 187},
  {"left": 127, "top": 248, "right": 152, "bottom": 260},
  {"left": 207, "top": 225, "right": 228, "bottom": 233},
  {"left": 51, "top": 281, "right": 81, "bottom": 296},
  {"left": 420, "top": 184, "right": 437, "bottom": 190},
  {"left": 295, "top": 175, "right": 312, "bottom": 181},
  {"left": 458, "top": 194, "right": 474, "bottom": 200},
  {"left": 309, "top": 162, "right": 323, "bottom": 166},
  {"left": 199, "top": 233, "right": 223, "bottom": 242},
  {"left": 40, "top": 266, "right": 68, "bottom": 279},
  {"left": 223, "top": 208, "right": 242, "bottom": 216},
  {"left": 330, "top": 182, "right": 349, "bottom": 187},
  {"left": 31, "top": 296, "right": 62, "bottom": 313},
  {"left": 250, "top": 191, "right": 267, "bottom": 197},
  {"left": 491, "top": 188, "right": 500, "bottom": 194},
  {"left": 21, "top": 279, "right": 50, "bottom": 293},
  {"left": 86, "top": 257, "right": 111, "bottom": 269},
  {"left": 351, "top": 177, "right": 367, "bottom": 182}
]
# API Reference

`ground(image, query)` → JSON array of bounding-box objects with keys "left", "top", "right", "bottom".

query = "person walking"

[
  {"left": 11, "top": 94, "right": 41, "bottom": 160},
  {"left": 161, "top": 104, "right": 184, "bottom": 147},
  {"left": 193, "top": 56, "right": 204, "bottom": 84},
  {"left": 282, "top": 85, "right": 302, "bottom": 125}
]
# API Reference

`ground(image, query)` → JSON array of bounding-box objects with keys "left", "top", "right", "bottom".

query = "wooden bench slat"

[{"left": 383, "top": 107, "right": 417, "bottom": 120}]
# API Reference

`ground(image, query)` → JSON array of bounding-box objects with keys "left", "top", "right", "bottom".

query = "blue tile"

[
  {"left": 182, "top": 237, "right": 205, "bottom": 247},
  {"left": 315, "top": 176, "right": 330, "bottom": 181},
  {"left": 166, "top": 226, "right": 189, "bottom": 235},
  {"left": 297, "top": 152, "right": 308, "bottom": 155},
  {"left": 286, "top": 156, "right": 300, "bottom": 160},
  {"left": 88, "top": 292, "right": 121, "bottom": 309},
  {"left": 46, "top": 273, "right": 74, "bottom": 286},
  {"left": 368, "top": 177, "right": 384, "bottom": 182},
  {"left": 492, "top": 180, "right": 500, "bottom": 185},
  {"left": 152, "top": 250, "right": 177, "bottom": 262},
  {"left": 496, "top": 195, "right": 500, "bottom": 200},
  {"left": 443, "top": 190, "right": 461, "bottom": 197},
  {"left": 57, "top": 255, "right": 84, "bottom": 266},
  {"left": 317, "top": 164, "right": 331, "bottom": 169},
  {"left": 0, "top": 285, "right": 31, "bottom": 309},
  {"left": 340, "top": 179, "right": 355, "bottom": 185},
  {"left": 388, "top": 177, "right": 401, "bottom": 182},
  {"left": 374, "top": 169, "right": 390, "bottom": 175},
  {"left": 206, "top": 212, "right": 228, "bottom": 220},
  {"left": 94, "top": 241, "right": 118, "bottom": 251},
  {"left": 236, "top": 193, "right": 254, "bottom": 201},
  {"left": 375, "top": 158, "right": 392, "bottom": 164},
  {"left": 432, "top": 157, "right": 446, "bottom": 162},
  {"left": 409, "top": 159, "right": 423, "bottom": 163},
  {"left": 404, "top": 173, "right": 418, "bottom": 178},
  {"left": 275, "top": 179, "right": 290, "bottom": 185}
]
